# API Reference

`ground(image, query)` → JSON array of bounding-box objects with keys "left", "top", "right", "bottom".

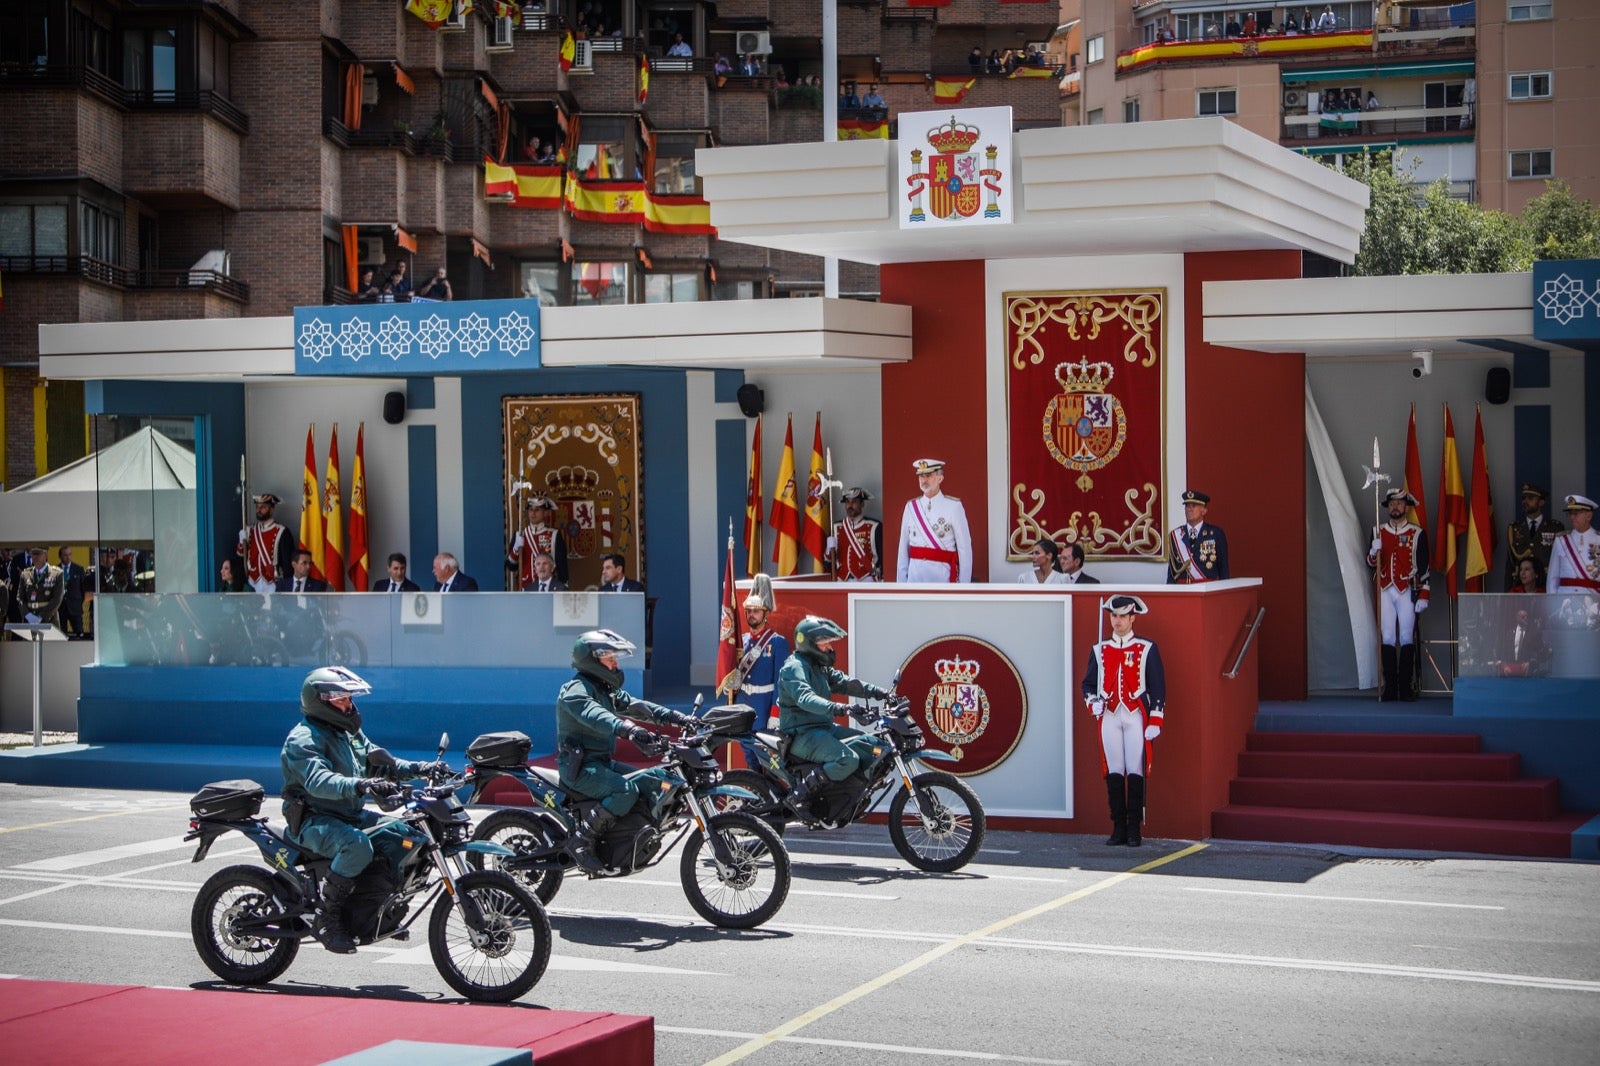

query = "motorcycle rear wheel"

[
  {"left": 888, "top": 771, "right": 986, "bottom": 872},
  {"left": 191, "top": 865, "right": 301, "bottom": 985},
  {"left": 468, "top": 808, "right": 565, "bottom": 905},
  {"left": 680, "top": 812, "right": 790, "bottom": 929},
  {"left": 429, "top": 871, "right": 551, "bottom": 1003}
]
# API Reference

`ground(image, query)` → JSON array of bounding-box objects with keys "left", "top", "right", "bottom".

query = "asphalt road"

[{"left": 1, "top": 782, "right": 1597, "bottom": 1065}]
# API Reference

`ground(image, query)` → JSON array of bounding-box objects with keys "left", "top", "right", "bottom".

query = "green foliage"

[{"left": 1521, "top": 181, "right": 1600, "bottom": 262}]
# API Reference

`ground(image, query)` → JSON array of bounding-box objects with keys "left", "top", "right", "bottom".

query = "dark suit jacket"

[
  {"left": 371, "top": 577, "right": 421, "bottom": 592},
  {"left": 525, "top": 578, "right": 569, "bottom": 592},
  {"left": 59, "top": 562, "right": 88, "bottom": 609},
  {"left": 276, "top": 576, "right": 329, "bottom": 593},
  {"left": 434, "top": 572, "right": 479, "bottom": 592},
  {"left": 600, "top": 578, "right": 644, "bottom": 592},
  {"left": 1068, "top": 572, "right": 1100, "bottom": 584}
]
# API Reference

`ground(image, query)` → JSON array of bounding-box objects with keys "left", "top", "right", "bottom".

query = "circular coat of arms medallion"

[{"left": 896, "top": 635, "right": 1028, "bottom": 777}]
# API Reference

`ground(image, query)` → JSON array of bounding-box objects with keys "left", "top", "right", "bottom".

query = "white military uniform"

[
  {"left": 897, "top": 492, "right": 972, "bottom": 583},
  {"left": 1548, "top": 527, "right": 1600, "bottom": 594}
]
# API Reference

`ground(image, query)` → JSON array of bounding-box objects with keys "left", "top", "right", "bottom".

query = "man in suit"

[
  {"left": 371, "top": 552, "right": 421, "bottom": 593},
  {"left": 432, "top": 552, "right": 479, "bottom": 592},
  {"left": 526, "top": 552, "right": 568, "bottom": 592},
  {"left": 598, "top": 552, "right": 643, "bottom": 592},
  {"left": 56, "top": 546, "right": 89, "bottom": 637},
  {"left": 1062, "top": 541, "right": 1100, "bottom": 584},
  {"left": 276, "top": 550, "right": 329, "bottom": 593}
]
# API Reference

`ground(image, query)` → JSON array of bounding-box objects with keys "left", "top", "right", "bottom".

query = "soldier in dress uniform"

[
  {"left": 1546, "top": 494, "right": 1600, "bottom": 596},
  {"left": 1081, "top": 595, "right": 1165, "bottom": 848},
  {"left": 717, "top": 574, "right": 791, "bottom": 730},
  {"left": 1368, "top": 487, "right": 1430, "bottom": 701},
  {"left": 830, "top": 487, "right": 882, "bottom": 581},
  {"left": 1166, "top": 489, "right": 1229, "bottom": 583},
  {"left": 1504, "top": 483, "right": 1563, "bottom": 591},
  {"left": 18, "top": 547, "right": 66, "bottom": 627},
  {"left": 896, "top": 459, "right": 972, "bottom": 583},
  {"left": 507, "top": 495, "right": 569, "bottom": 589},
  {"left": 239, "top": 493, "right": 294, "bottom": 595}
]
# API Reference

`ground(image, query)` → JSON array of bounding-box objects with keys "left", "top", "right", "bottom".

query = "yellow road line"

[
  {"left": 0, "top": 805, "right": 188, "bottom": 835},
  {"left": 702, "top": 841, "right": 1208, "bottom": 1066}
]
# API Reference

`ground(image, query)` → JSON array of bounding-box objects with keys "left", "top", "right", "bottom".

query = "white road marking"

[
  {"left": 14, "top": 836, "right": 193, "bottom": 872},
  {"left": 659, "top": 1026, "right": 1085, "bottom": 1064},
  {"left": 1183, "top": 887, "right": 1505, "bottom": 910},
  {"left": 372, "top": 942, "right": 724, "bottom": 975},
  {"left": 784, "top": 839, "right": 1020, "bottom": 855},
  {"left": 0, "top": 845, "right": 255, "bottom": 907},
  {"left": 0, "top": 918, "right": 187, "bottom": 939},
  {"left": 595, "top": 877, "right": 897, "bottom": 901}
]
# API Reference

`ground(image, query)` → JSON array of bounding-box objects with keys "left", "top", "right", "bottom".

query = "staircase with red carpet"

[{"left": 1212, "top": 731, "right": 1596, "bottom": 857}]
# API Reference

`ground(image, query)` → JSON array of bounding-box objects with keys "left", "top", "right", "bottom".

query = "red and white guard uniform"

[
  {"left": 509, "top": 523, "right": 561, "bottom": 588},
  {"left": 1369, "top": 520, "right": 1430, "bottom": 646},
  {"left": 833, "top": 517, "right": 882, "bottom": 581},
  {"left": 1082, "top": 633, "right": 1167, "bottom": 775},
  {"left": 241, "top": 520, "right": 289, "bottom": 595}
]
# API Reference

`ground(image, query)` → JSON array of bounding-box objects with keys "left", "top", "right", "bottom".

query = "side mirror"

[
  {"left": 437, "top": 732, "right": 450, "bottom": 755},
  {"left": 366, "top": 747, "right": 396, "bottom": 768},
  {"left": 692, "top": 693, "right": 704, "bottom": 711},
  {"left": 890, "top": 670, "right": 902, "bottom": 689}
]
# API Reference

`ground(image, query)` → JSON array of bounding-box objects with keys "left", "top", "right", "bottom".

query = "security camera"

[{"left": 1411, "top": 350, "right": 1433, "bottom": 378}]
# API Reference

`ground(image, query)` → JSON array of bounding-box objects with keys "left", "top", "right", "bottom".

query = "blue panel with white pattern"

[
  {"left": 293, "top": 298, "right": 542, "bottom": 374},
  {"left": 1531, "top": 261, "right": 1600, "bottom": 346}
]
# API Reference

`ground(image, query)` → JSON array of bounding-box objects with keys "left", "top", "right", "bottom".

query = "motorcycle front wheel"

[
  {"left": 468, "top": 808, "right": 566, "bottom": 905},
  {"left": 680, "top": 812, "right": 790, "bottom": 929},
  {"left": 428, "top": 871, "right": 551, "bottom": 1003},
  {"left": 191, "top": 865, "right": 301, "bottom": 985},
  {"left": 888, "top": 771, "right": 986, "bottom": 872}
]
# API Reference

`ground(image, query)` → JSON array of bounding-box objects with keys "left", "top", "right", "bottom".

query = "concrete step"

[{"left": 1228, "top": 776, "right": 1561, "bottom": 821}]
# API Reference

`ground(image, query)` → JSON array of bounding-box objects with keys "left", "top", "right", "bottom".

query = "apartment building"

[{"left": 0, "top": 0, "right": 1064, "bottom": 488}]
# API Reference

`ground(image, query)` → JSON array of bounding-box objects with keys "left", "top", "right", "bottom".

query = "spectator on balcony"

[
  {"left": 1001, "top": 49, "right": 1018, "bottom": 74},
  {"left": 386, "top": 261, "right": 411, "bottom": 299},
  {"left": 1225, "top": 15, "right": 1241, "bottom": 37},
  {"left": 714, "top": 52, "right": 732, "bottom": 75},
  {"left": 861, "top": 82, "right": 885, "bottom": 109},
  {"left": 1205, "top": 20, "right": 1221, "bottom": 38},
  {"left": 1156, "top": 25, "right": 1175, "bottom": 44},
  {"left": 667, "top": 32, "right": 692, "bottom": 58},
  {"left": 1242, "top": 14, "right": 1256, "bottom": 36},
  {"left": 536, "top": 140, "right": 557, "bottom": 164},
  {"left": 1366, "top": 90, "right": 1380, "bottom": 111},
  {"left": 1284, "top": 12, "right": 1300, "bottom": 33},
  {"left": 415, "top": 266, "right": 452, "bottom": 302},
  {"left": 968, "top": 46, "right": 984, "bottom": 73},
  {"left": 740, "top": 53, "right": 763, "bottom": 76},
  {"left": 773, "top": 66, "right": 790, "bottom": 90},
  {"left": 1317, "top": 6, "right": 1338, "bottom": 31},
  {"left": 521, "top": 134, "right": 543, "bottom": 162},
  {"left": 987, "top": 49, "right": 1002, "bottom": 74},
  {"left": 840, "top": 81, "right": 860, "bottom": 110},
  {"left": 355, "top": 269, "right": 380, "bottom": 302}
]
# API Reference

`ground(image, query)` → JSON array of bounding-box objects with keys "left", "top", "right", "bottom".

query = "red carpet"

[
  {"left": 0, "top": 980, "right": 653, "bottom": 1066},
  {"left": 1213, "top": 732, "right": 1593, "bottom": 857}
]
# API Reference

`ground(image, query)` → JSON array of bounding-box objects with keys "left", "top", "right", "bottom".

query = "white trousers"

[
  {"left": 1377, "top": 584, "right": 1416, "bottom": 647},
  {"left": 1100, "top": 707, "right": 1145, "bottom": 775}
]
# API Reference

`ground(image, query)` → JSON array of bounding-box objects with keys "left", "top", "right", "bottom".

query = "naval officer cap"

[
  {"left": 1520, "top": 483, "right": 1549, "bottom": 499},
  {"left": 252, "top": 492, "right": 282, "bottom": 507},
  {"left": 912, "top": 458, "right": 945, "bottom": 475},
  {"left": 1103, "top": 595, "right": 1149, "bottom": 617},
  {"left": 1180, "top": 489, "right": 1211, "bottom": 506},
  {"left": 1384, "top": 487, "right": 1418, "bottom": 506},
  {"left": 841, "top": 487, "right": 874, "bottom": 502},
  {"left": 1564, "top": 494, "right": 1597, "bottom": 512}
]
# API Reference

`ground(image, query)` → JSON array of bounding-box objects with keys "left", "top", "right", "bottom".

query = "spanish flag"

[
  {"left": 406, "top": 0, "right": 454, "bottom": 28},
  {"left": 769, "top": 415, "right": 801, "bottom": 577},
  {"left": 1007, "top": 66, "right": 1057, "bottom": 79},
  {"left": 643, "top": 192, "right": 715, "bottom": 234},
  {"left": 299, "top": 425, "right": 326, "bottom": 583},
  {"left": 558, "top": 30, "right": 575, "bottom": 72},
  {"left": 1403, "top": 403, "right": 1428, "bottom": 532},
  {"left": 1436, "top": 404, "right": 1466, "bottom": 598},
  {"left": 323, "top": 424, "right": 346, "bottom": 592},
  {"left": 348, "top": 423, "right": 369, "bottom": 591},
  {"left": 802, "top": 414, "right": 827, "bottom": 571},
  {"left": 745, "top": 414, "right": 763, "bottom": 576},
  {"left": 1464, "top": 405, "right": 1495, "bottom": 593},
  {"left": 837, "top": 118, "right": 889, "bottom": 140},
  {"left": 933, "top": 77, "right": 975, "bottom": 104},
  {"left": 565, "top": 177, "right": 646, "bottom": 223},
  {"left": 491, "top": 0, "right": 519, "bottom": 21},
  {"left": 638, "top": 53, "right": 650, "bottom": 105},
  {"left": 484, "top": 160, "right": 564, "bottom": 208}
]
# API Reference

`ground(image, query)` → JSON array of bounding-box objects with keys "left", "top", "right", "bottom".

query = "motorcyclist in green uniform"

[
  {"left": 280, "top": 666, "right": 445, "bottom": 954},
  {"left": 776, "top": 616, "right": 892, "bottom": 813},
  {"left": 557, "top": 629, "right": 698, "bottom": 873}
]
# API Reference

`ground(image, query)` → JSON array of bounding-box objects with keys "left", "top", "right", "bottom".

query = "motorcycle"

[
  {"left": 460, "top": 700, "right": 792, "bottom": 929},
  {"left": 710, "top": 678, "right": 987, "bottom": 872},
  {"left": 185, "top": 735, "right": 552, "bottom": 1003}
]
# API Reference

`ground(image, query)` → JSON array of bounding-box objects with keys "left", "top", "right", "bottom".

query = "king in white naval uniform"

[
  {"left": 896, "top": 458, "right": 972, "bottom": 583},
  {"left": 1547, "top": 494, "right": 1600, "bottom": 595}
]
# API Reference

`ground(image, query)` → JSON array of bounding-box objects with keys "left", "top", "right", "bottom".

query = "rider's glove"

[
  {"left": 666, "top": 710, "right": 699, "bottom": 730},
  {"left": 356, "top": 777, "right": 401, "bottom": 799},
  {"left": 848, "top": 703, "right": 876, "bottom": 724},
  {"left": 416, "top": 760, "right": 450, "bottom": 779},
  {"left": 627, "top": 725, "right": 668, "bottom": 756},
  {"left": 863, "top": 684, "right": 890, "bottom": 702},
  {"left": 889, "top": 694, "right": 913, "bottom": 714}
]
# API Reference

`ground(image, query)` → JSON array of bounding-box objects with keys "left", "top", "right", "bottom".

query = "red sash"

[
  {"left": 910, "top": 503, "right": 958, "bottom": 582},
  {"left": 1556, "top": 535, "right": 1600, "bottom": 590}
]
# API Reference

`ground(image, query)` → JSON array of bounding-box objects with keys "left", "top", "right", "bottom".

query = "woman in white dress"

[{"left": 1018, "top": 538, "right": 1070, "bottom": 585}]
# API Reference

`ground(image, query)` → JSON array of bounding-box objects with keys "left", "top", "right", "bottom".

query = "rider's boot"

[
  {"left": 316, "top": 872, "right": 358, "bottom": 954},
  {"left": 784, "top": 767, "right": 830, "bottom": 815},
  {"left": 1104, "top": 773, "right": 1128, "bottom": 846},
  {"left": 1125, "top": 774, "right": 1146, "bottom": 848},
  {"left": 568, "top": 806, "right": 618, "bottom": 874}
]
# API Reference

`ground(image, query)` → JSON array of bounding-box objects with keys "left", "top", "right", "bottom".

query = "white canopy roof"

[{"left": 0, "top": 426, "right": 195, "bottom": 545}]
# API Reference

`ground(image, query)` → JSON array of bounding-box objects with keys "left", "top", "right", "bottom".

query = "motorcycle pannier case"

[
  {"left": 190, "top": 779, "right": 266, "bottom": 820},
  {"left": 467, "top": 731, "right": 533, "bottom": 768},
  {"left": 700, "top": 704, "right": 757, "bottom": 737}
]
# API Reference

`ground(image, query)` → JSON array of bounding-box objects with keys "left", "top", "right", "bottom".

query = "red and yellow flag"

[
  {"left": 638, "top": 53, "right": 650, "bottom": 104},
  {"left": 769, "top": 415, "right": 801, "bottom": 577},
  {"left": 1403, "top": 403, "right": 1428, "bottom": 531},
  {"left": 405, "top": 0, "right": 454, "bottom": 28},
  {"left": 299, "top": 425, "right": 326, "bottom": 583},
  {"left": 643, "top": 192, "right": 715, "bottom": 235},
  {"left": 717, "top": 529, "right": 740, "bottom": 700},
  {"left": 1007, "top": 66, "right": 1057, "bottom": 79},
  {"left": 1435, "top": 404, "right": 1466, "bottom": 598},
  {"left": 745, "top": 415, "right": 763, "bottom": 576},
  {"left": 491, "top": 0, "right": 519, "bottom": 21},
  {"left": 802, "top": 414, "right": 827, "bottom": 571},
  {"left": 483, "top": 160, "right": 564, "bottom": 208},
  {"left": 564, "top": 177, "right": 646, "bottom": 223},
  {"left": 1464, "top": 405, "right": 1495, "bottom": 593},
  {"left": 837, "top": 118, "right": 889, "bottom": 140},
  {"left": 348, "top": 423, "right": 369, "bottom": 591},
  {"left": 933, "top": 77, "right": 976, "bottom": 104},
  {"left": 323, "top": 424, "right": 346, "bottom": 591},
  {"left": 558, "top": 30, "right": 576, "bottom": 72}
]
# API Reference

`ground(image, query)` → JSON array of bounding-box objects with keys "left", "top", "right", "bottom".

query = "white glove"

[
  {"left": 1144, "top": 725, "right": 1161, "bottom": 741},
  {"left": 1414, "top": 599, "right": 1429, "bottom": 614},
  {"left": 24, "top": 613, "right": 41, "bottom": 624},
  {"left": 825, "top": 535, "right": 837, "bottom": 553},
  {"left": 1089, "top": 699, "right": 1106, "bottom": 720},
  {"left": 1368, "top": 538, "right": 1382, "bottom": 557}
]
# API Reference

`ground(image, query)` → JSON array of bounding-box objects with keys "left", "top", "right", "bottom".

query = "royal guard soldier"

[
  {"left": 1546, "top": 494, "right": 1600, "bottom": 595},
  {"left": 507, "top": 495, "right": 569, "bottom": 589},
  {"left": 1505, "top": 483, "right": 1563, "bottom": 591},
  {"left": 830, "top": 487, "right": 883, "bottom": 582},
  {"left": 18, "top": 547, "right": 66, "bottom": 626},
  {"left": 1368, "top": 487, "right": 1430, "bottom": 701},
  {"left": 240, "top": 492, "right": 294, "bottom": 595},
  {"left": 717, "top": 574, "right": 790, "bottom": 730},
  {"left": 896, "top": 459, "right": 972, "bottom": 582},
  {"left": 1081, "top": 595, "right": 1165, "bottom": 847},
  {"left": 1166, "top": 489, "right": 1229, "bottom": 583}
]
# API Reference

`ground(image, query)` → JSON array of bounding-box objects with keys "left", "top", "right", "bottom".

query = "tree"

[{"left": 1521, "top": 181, "right": 1600, "bottom": 261}]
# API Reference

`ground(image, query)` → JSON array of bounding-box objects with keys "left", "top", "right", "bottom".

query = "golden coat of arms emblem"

[
  {"left": 1042, "top": 357, "right": 1127, "bottom": 491},
  {"left": 924, "top": 655, "right": 991, "bottom": 761}
]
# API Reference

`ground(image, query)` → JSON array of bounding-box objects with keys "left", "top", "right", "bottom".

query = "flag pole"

[{"left": 1361, "top": 436, "right": 1391, "bottom": 701}]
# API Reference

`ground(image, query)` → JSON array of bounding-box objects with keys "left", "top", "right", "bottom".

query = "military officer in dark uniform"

[
  {"left": 1166, "top": 490, "right": 1229, "bottom": 583},
  {"left": 1505, "top": 483, "right": 1563, "bottom": 591},
  {"left": 18, "top": 547, "right": 65, "bottom": 627}
]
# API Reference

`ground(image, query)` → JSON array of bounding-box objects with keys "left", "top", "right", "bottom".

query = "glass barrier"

[
  {"left": 95, "top": 591, "right": 646, "bottom": 669},
  {"left": 1457, "top": 593, "right": 1600, "bottom": 679}
]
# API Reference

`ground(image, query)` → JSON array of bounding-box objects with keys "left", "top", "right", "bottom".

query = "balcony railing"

[
  {"left": 0, "top": 64, "right": 248, "bottom": 132},
  {"left": 0, "top": 255, "right": 250, "bottom": 302},
  {"left": 324, "top": 116, "right": 455, "bottom": 159},
  {"left": 1117, "top": 30, "right": 1375, "bottom": 75},
  {"left": 1281, "top": 104, "right": 1475, "bottom": 142}
]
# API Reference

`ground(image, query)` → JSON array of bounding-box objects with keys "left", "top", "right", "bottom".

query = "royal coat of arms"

[
  {"left": 925, "top": 655, "right": 991, "bottom": 761},
  {"left": 1043, "top": 358, "right": 1127, "bottom": 491},
  {"left": 899, "top": 106, "right": 1013, "bottom": 228}
]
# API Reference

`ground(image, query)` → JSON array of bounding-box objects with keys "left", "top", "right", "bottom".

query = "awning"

[{"left": 1284, "top": 60, "right": 1474, "bottom": 82}]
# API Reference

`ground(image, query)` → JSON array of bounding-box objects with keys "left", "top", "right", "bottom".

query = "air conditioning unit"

[
  {"left": 736, "top": 30, "right": 772, "bottom": 55},
  {"left": 571, "top": 38, "right": 592, "bottom": 71},
  {"left": 359, "top": 237, "right": 388, "bottom": 264},
  {"left": 361, "top": 73, "right": 379, "bottom": 108},
  {"left": 443, "top": 2, "right": 467, "bottom": 29},
  {"left": 188, "top": 249, "right": 230, "bottom": 286},
  {"left": 1282, "top": 88, "right": 1303, "bottom": 108},
  {"left": 490, "top": 15, "right": 515, "bottom": 48}
]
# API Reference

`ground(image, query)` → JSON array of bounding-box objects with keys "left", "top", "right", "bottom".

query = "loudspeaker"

[
  {"left": 736, "top": 383, "right": 764, "bottom": 418},
  {"left": 1485, "top": 366, "right": 1511, "bottom": 405},
  {"left": 382, "top": 391, "right": 406, "bottom": 424}
]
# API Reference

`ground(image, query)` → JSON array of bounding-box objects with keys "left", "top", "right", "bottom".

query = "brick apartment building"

[{"left": 0, "top": 0, "right": 1065, "bottom": 490}]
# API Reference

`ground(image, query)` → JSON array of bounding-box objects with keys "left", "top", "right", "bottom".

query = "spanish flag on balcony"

[
  {"left": 565, "top": 177, "right": 646, "bottom": 223},
  {"left": 406, "top": 0, "right": 456, "bottom": 28},
  {"left": 484, "top": 160, "right": 564, "bottom": 208},
  {"left": 559, "top": 30, "right": 575, "bottom": 72},
  {"left": 837, "top": 118, "right": 889, "bottom": 140},
  {"left": 644, "top": 192, "right": 715, "bottom": 235},
  {"left": 491, "top": 0, "right": 519, "bottom": 21},
  {"left": 638, "top": 53, "right": 650, "bottom": 105},
  {"left": 1007, "top": 66, "right": 1056, "bottom": 79},
  {"left": 933, "top": 77, "right": 976, "bottom": 104}
]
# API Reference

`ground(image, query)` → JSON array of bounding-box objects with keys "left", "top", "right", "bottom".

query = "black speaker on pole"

[
  {"left": 1485, "top": 366, "right": 1511, "bottom": 405},
  {"left": 736, "top": 383, "right": 764, "bottom": 418},
  {"left": 382, "top": 391, "right": 407, "bottom": 424}
]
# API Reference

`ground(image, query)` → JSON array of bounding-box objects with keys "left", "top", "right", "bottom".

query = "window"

[
  {"left": 79, "top": 201, "right": 122, "bottom": 263},
  {"left": 1086, "top": 36, "right": 1104, "bottom": 65},
  {"left": 572, "top": 260, "right": 629, "bottom": 305},
  {"left": 1509, "top": 72, "right": 1552, "bottom": 99},
  {"left": 0, "top": 204, "right": 68, "bottom": 258},
  {"left": 123, "top": 26, "right": 179, "bottom": 99},
  {"left": 713, "top": 277, "right": 772, "bottom": 301},
  {"left": 644, "top": 271, "right": 702, "bottom": 303},
  {"left": 0, "top": 1, "right": 53, "bottom": 65},
  {"left": 1508, "top": 3, "right": 1553, "bottom": 20},
  {"left": 652, "top": 132, "right": 709, "bottom": 194},
  {"left": 1509, "top": 150, "right": 1553, "bottom": 179},
  {"left": 1122, "top": 98, "right": 1140, "bottom": 123},
  {"left": 520, "top": 261, "right": 562, "bottom": 306},
  {"left": 1198, "top": 89, "right": 1237, "bottom": 116},
  {"left": 575, "top": 116, "right": 633, "bottom": 180},
  {"left": 1086, "top": 108, "right": 1104, "bottom": 125},
  {"left": 1423, "top": 79, "right": 1466, "bottom": 131}
]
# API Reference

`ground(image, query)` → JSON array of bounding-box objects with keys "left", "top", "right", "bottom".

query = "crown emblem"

[
  {"left": 934, "top": 656, "right": 980, "bottom": 684},
  {"left": 545, "top": 465, "right": 601, "bottom": 496},
  {"left": 1055, "top": 357, "right": 1115, "bottom": 394},
  {"left": 926, "top": 115, "right": 981, "bottom": 154}
]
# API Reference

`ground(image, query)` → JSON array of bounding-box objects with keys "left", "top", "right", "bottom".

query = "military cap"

[
  {"left": 841, "top": 487, "right": 874, "bottom": 502},
  {"left": 743, "top": 572, "right": 775, "bottom": 611},
  {"left": 1384, "top": 488, "right": 1418, "bottom": 506},
  {"left": 252, "top": 492, "right": 281, "bottom": 507},
  {"left": 526, "top": 495, "right": 556, "bottom": 510},
  {"left": 912, "top": 458, "right": 946, "bottom": 475},
  {"left": 1564, "top": 494, "right": 1596, "bottom": 512},
  {"left": 1180, "top": 489, "right": 1211, "bottom": 506},
  {"left": 1520, "top": 483, "right": 1548, "bottom": 499},
  {"left": 1103, "top": 594, "right": 1149, "bottom": 616}
]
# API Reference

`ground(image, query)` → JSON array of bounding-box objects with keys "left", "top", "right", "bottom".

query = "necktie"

[
  {"left": 295, "top": 579, "right": 303, "bottom": 592},
  {"left": 390, "top": 581, "right": 397, "bottom": 592}
]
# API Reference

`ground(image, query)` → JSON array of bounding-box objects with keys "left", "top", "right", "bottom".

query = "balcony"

[
  {"left": 1281, "top": 104, "right": 1475, "bottom": 146},
  {"left": 0, "top": 255, "right": 250, "bottom": 304},
  {"left": 0, "top": 64, "right": 249, "bottom": 131},
  {"left": 123, "top": 111, "right": 243, "bottom": 209},
  {"left": 324, "top": 117, "right": 454, "bottom": 159},
  {"left": 1376, "top": 2, "right": 1476, "bottom": 56},
  {"left": 1116, "top": 30, "right": 1376, "bottom": 76}
]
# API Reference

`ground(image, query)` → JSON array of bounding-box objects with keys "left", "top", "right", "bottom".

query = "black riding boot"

[
  {"left": 1398, "top": 643, "right": 1418, "bottom": 701},
  {"left": 1379, "top": 644, "right": 1398, "bottom": 702},
  {"left": 316, "top": 872, "right": 358, "bottom": 954},
  {"left": 569, "top": 806, "right": 618, "bottom": 874},
  {"left": 785, "top": 767, "right": 830, "bottom": 815},
  {"left": 1126, "top": 774, "right": 1146, "bottom": 847},
  {"left": 1104, "top": 773, "right": 1128, "bottom": 846}
]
